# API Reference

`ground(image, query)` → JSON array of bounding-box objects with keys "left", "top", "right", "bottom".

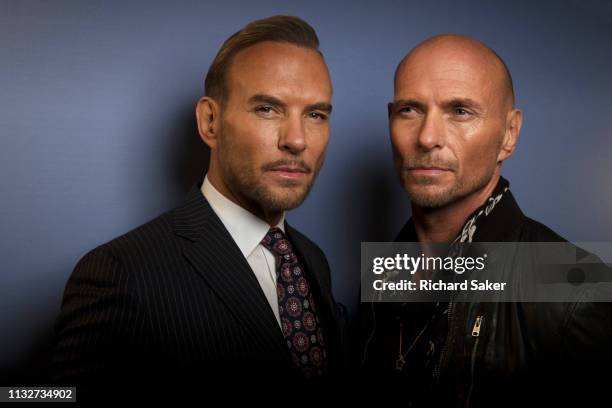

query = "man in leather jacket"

[{"left": 357, "top": 34, "right": 612, "bottom": 407}]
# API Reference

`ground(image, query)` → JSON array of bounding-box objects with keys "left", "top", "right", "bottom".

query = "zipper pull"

[{"left": 472, "top": 315, "right": 483, "bottom": 337}]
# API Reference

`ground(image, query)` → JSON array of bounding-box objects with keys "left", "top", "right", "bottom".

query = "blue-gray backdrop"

[{"left": 1, "top": 0, "right": 611, "bottom": 383}]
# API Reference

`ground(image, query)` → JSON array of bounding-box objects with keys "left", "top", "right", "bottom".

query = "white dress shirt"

[{"left": 201, "top": 176, "right": 284, "bottom": 326}]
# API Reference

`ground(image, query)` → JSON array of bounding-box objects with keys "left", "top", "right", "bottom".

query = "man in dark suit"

[{"left": 52, "top": 15, "right": 344, "bottom": 397}]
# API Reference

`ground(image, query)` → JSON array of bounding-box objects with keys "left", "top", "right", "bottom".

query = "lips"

[
  {"left": 407, "top": 166, "right": 451, "bottom": 176},
  {"left": 267, "top": 165, "right": 309, "bottom": 179},
  {"left": 410, "top": 166, "right": 449, "bottom": 171}
]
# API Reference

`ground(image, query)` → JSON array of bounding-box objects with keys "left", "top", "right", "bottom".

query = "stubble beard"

[{"left": 400, "top": 165, "right": 492, "bottom": 209}]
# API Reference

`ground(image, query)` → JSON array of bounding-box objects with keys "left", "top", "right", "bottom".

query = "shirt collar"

[{"left": 201, "top": 175, "right": 285, "bottom": 258}]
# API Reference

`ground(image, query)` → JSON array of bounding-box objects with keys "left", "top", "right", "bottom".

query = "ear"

[
  {"left": 497, "top": 108, "right": 522, "bottom": 163},
  {"left": 195, "top": 96, "right": 221, "bottom": 150}
]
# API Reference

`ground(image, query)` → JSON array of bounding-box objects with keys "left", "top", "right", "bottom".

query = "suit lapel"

[{"left": 174, "top": 185, "right": 288, "bottom": 356}]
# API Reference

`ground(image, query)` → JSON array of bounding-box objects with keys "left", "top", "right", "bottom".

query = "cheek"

[
  {"left": 305, "top": 125, "right": 329, "bottom": 158},
  {"left": 313, "top": 139, "right": 328, "bottom": 162},
  {"left": 390, "top": 124, "right": 414, "bottom": 157},
  {"left": 455, "top": 129, "right": 502, "bottom": 177},
  {"left": 223, "top": 118, "right": 277, "bottom": 159}
]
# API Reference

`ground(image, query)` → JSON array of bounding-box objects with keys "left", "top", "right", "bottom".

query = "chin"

[
  {"left": 406, "top": 180, "right": 446, "bottom": 194},
  {"left": 258, "top": 185, "right": 307, "bottom": 210},
  {"left": 274, "top": 178, "right": 305, "bottom": 188},
  {"left": 406, "top": 185, "right": 457, "bottom": 208},
  {"left": 266, "top": 196, "right": 307, "bottom": 212}
]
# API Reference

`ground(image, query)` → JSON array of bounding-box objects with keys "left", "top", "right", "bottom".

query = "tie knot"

[{"left": 261, "top": 228, "right": 293, "bottom": 256}]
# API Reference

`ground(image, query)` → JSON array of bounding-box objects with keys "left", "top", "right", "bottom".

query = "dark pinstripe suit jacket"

[{"left": 52, "top": 183, "right": 346, "bottom": 394}]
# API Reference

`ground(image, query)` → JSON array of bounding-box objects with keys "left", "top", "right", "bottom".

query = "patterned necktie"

[{"left": 261, "top": 227, "right": 327, "bottom": 379}]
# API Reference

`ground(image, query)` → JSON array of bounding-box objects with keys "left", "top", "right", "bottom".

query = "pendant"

[{"left": 395, "top": 355, "right": 406, "bottom": 371}]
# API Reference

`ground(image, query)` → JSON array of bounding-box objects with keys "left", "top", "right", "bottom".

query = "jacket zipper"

[
  {"left": 472, "top": 315, "right": 483, "bottom": 337},
  {"left": 465, "top": 314, "right": 484, "bottom": 407}
]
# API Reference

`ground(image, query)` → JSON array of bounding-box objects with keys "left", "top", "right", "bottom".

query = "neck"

[
  {"left": 412, "top": 170, "right": 501, "bottom": 243},
  {"left": 206, "top": 163, "right": 283, "bottom": 227}
]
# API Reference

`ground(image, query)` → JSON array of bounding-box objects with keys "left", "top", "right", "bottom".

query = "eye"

[
  {"left": 255, "top": 105, "right": 274, "bottom": 114},
  {"left": 396, "top": 105, "right": 419, "bottom": 117},
  {"left": 454, "top": 107, "right": 471, "bottom": 116},
  {"left": 308, "top": 111, "right": 328, "bottom": 121},
  {"left": 253, "top": 105, "right": 281, "bottom": 118}
]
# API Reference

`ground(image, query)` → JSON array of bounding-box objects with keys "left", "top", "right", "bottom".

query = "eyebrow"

[
  {"left": 393, "top": 99, "right": 427, "bottom": 112},
  {"left": 441, "top": 97, "right": 483, "bottom": 111},
  {"left": 393, "top": 97, "right": 483, "bottom": 112},
  {"left": 307, "top": 102, "right": 333, "bottom": 114},
  {"left": 248, "top": 94, "right": 286, "bottom": 109},
  {"left": 248, "top": 94, "right": 332, "bottom": 114}
]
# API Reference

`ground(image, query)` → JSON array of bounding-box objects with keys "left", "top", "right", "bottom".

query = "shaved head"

[
  {"left": 395, "top": 34, "right": 515, "bottom": 108},
  {"left": 389, "top": 33, "right": 522, "bottom": 210}
]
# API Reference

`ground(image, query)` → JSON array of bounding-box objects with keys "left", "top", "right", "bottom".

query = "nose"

[
  {"left": 279, "top": 114, "right": 307, "bottom": 154},
  {"left": 417, "top": 111, "right": 445, "bottom": 150}
]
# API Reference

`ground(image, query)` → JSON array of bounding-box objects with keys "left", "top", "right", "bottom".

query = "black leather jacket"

[{"left": 357, "top": 178, "right": 612, "bottom": 407}]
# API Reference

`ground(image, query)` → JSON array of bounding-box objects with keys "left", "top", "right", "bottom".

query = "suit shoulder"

[
  {"left": 70, "top": 242, "right": 124, "bottom": 284},
  {"left": 109, "top": 210, "right": 175, "bottom": 247},
  {"left": 76, "top": 208, "right": 179, "bottom": 271}
]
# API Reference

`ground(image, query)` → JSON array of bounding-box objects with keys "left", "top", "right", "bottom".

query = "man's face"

[
  {"left": 390, "top": 44, "right": 510, "bottom": 208},
  {"left": 216, "top": 41, "right": 332, "bottom": 213}
]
